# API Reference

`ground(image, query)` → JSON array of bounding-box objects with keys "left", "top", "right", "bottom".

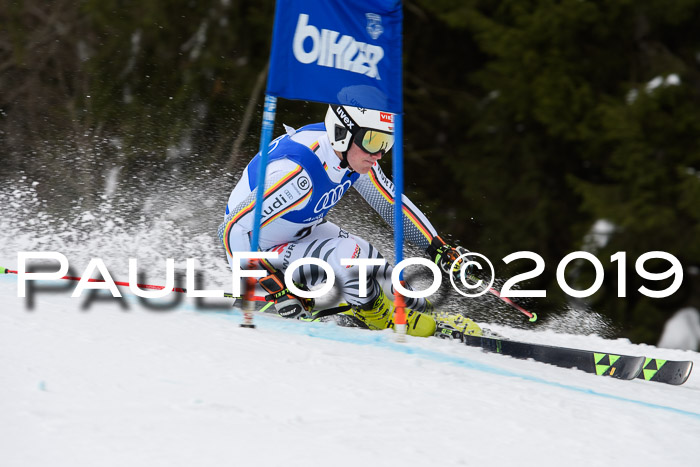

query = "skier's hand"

[
  {"left": 273, "top": 294, "right": 314, "bottom": 319},
  {"left": 428, "top": 237, "right": 473, "bottom": 279},
  {"left": 259, "top": 269, "right": 314, "bottom": 319}
]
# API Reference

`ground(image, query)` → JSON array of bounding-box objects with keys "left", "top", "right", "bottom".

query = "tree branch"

[{"left": 228, "top": 61, "right": 269, "bottom": 169}]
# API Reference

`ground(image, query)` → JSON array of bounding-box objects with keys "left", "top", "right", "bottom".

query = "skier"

[{"left": 218, "top": 104, "right": 480, "bottom": 338}]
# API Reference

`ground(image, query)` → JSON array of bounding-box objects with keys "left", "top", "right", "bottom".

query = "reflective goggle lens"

[{"left": 359, "top": 130, "right": 393, "bottom": 154}]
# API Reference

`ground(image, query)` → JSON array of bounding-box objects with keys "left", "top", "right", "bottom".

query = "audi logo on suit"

[{"left": 314, "top": 180, "right": 352, "bottom": 213}]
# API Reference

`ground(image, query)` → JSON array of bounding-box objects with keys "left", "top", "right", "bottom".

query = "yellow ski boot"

[
  {"left": 427, "top": 303, "right": 482, "bottom": 339},
  {"left": 343, "top": 289, "right": 437, "bottom": 337}
]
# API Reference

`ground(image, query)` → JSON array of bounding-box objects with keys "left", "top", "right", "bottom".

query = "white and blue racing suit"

[{"left": 218, "top": 123, "right": 441, "bottom": 311}]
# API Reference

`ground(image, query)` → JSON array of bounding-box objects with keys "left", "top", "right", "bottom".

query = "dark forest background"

[{"left": 2, "top": 0, "right": 700, "bottom": 344}]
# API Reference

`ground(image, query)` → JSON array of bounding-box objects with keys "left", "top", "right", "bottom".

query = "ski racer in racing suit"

[{"left": 218, "top": 105, "right": 481, "bottom": 338}]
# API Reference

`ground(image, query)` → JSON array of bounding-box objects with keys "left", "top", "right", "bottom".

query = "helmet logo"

[
  {"left": 334, "top": 106, "right": 356, "bottom": 131},
  {"left": 379, "top": 112, "right": 393, "bottom": 123}
]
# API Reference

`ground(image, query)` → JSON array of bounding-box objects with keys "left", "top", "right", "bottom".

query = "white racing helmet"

[{"left": 324, "top": 105, "right": 395, "bottom": 155}]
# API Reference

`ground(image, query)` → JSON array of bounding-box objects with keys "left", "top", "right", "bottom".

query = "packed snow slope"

[
  {"left": 2, "top": 274, "right": 700, "bottom": 467},
  {"left": 2, "top": 171, "right": 700, "bottom": 466}
]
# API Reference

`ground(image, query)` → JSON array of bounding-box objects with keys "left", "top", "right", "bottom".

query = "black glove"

[
  {"left": 258, "top": 269, "right": 314, "bottom": 319},
  {"left": 427, "top": 237, "right": 474, "bottom": 279}
]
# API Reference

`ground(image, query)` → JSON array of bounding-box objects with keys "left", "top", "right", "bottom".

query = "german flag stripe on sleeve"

[
  {"left": 224, "top": 165, "right": 303, "bottom": 257},
  {"left": 401, "top": 205, "right": 432, "bottom": 241},
  {"left": 368, "top": 169, "right": 433, "bottom": 242},
  {"left": 369, "top": 169, "right": 394, "bottom": 204},
  {"left": 264, "top": 165, "right": 303, "bottom": 199}
]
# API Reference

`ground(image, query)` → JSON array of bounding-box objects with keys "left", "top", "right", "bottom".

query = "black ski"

[
  {"left": 243, "top": 297, "right": 695, "bottom": 385},
  {"left": 459, "top": 334, "right": 646, "bottom": 380},
  {"left": 636, "top": 357, "right": 693, "bottom": 385},
  {"left": 455, "top": 334, "right": 694, "bottom": 385}
]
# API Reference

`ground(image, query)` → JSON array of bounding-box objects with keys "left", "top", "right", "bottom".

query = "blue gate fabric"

[{"left": 267, "top": 0, "right": 403, "bottom": 113}]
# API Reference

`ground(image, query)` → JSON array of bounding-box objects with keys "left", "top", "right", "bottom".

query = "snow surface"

[
  {"left": 2, "top": 275, "right": 700, "bottom": 467},
  {"left": 2, "top": 175, "right": 700, "bottom": 466}
]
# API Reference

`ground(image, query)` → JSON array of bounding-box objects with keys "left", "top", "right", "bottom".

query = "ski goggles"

[{"left": 355, "top": 128, "right": 394, "bottom": 154}]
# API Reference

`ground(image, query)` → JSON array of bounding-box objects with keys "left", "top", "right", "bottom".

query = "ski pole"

[
  {"left": 0, "top": 266, "right": 263, "bottom": 301},
  {"left": 466, "top": 273, "right": 538, "bottom": 322},
  {"left": 2, "top": 265, "right": 355, "bottom": 319},
  {"left": 3, "top": 265, "right": 537, "bottom": 321}
]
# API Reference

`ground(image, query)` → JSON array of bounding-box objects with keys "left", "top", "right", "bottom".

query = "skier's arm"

[
  {"left": 353, "top": 163, "right": 469, "bottom": 276},
  {"left": 352, "top": 163, "right": 439, "bottom": 251}
]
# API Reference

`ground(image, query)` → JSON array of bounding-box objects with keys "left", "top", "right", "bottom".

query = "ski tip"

[{"left": 529, "top": 312, "right": 538, "bottom": 323}]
